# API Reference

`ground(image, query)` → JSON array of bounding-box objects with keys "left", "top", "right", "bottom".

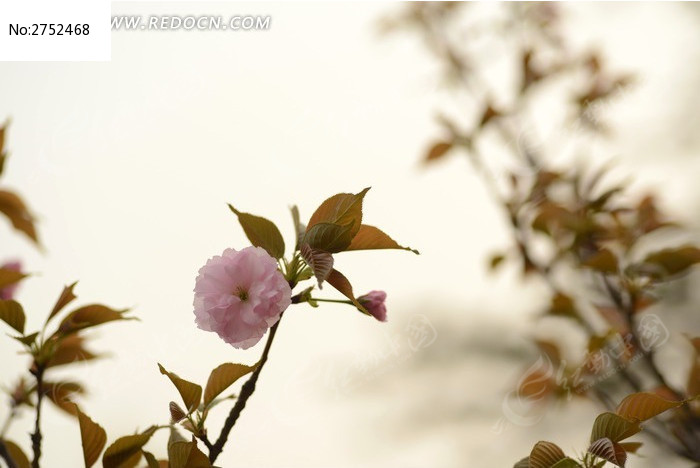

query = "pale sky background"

[{"left": 1, "top": 2, "right": 699, "bottom": 467}]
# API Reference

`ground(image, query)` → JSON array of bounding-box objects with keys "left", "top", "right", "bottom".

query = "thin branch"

[
  {"left": 208, "top": 316, "right": 283, "bottom": 463},
  {"left": 30, "top": 365, "right": 45, "bottom": 468}
]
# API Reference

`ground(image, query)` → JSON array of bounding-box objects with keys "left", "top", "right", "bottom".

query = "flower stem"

[
  {"left": 30, "top": 365, "right": 45, "bottom": 468},
  {"left": 207, "top": 315, "right": 283, "bottom": 463},
  {"left": 311, "top": 298, "right": 353, "bottom": 305}
]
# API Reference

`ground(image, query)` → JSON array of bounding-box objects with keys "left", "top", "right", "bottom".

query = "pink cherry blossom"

[
  {"left": 359, "top": 290, "right": 387, "bottom": 322},
  {"left": 193, "top": 247, "right": 291, "bottom": 349},
  {"left": 0, "top": 261, "right": 22, "bottom": 300}
]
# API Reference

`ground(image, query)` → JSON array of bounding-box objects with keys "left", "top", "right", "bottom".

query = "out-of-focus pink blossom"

[
  {"left": 193, "top": 247, "right": 291, "bottom": 349},
  {"left": 0, "top": 261, "right": 22, "bottom": 300},
  {"left": 359, "top": 290, "right": 387, "bottom": 322}
]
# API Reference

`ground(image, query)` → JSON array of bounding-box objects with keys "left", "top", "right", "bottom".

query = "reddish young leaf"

[
  {"left": 46, "top": 282, "right": 78, "bottom": 324},
  {"left": 0, "top": 299, "right": 25, "bottom": 334},
  {"left": 588, "top": 437, "right": 627, "bottom": 467},
  {"left": 590, "top": 412, "right": 640, "bottom": 443},
  {"left": 57, "top": 304, "right": 133, "bottom": 336},
  {"left": 44, "top": 381, "right": 84, "bottom": 415},
  {"left": 158, "top": 364, "right": 202, "bottom": 413},
  {"left": 325, "top": 269, "right": 368, "bottom": 314},
  {"left": 615, "top": 392, "right": 682, "bottom": 422},
  {"left": 0, "top": 267, "right": 27, "bottom": 289},
  {"left": 0, "top": 189, "right": 39, "bottom": 245},
  {"left": 304, "top": 222, "right": 354, "bottom": 253},
  {"left": 424, "top": 141, "right": 453, "bottom": 163},
  {"left": 45, "top": 334, "right": 99, "bottom": 368},
  {"left": 307, "top": 188, "right": 369, "bottom": 238},
  {"left": 102, "top": 427, "right": 158, "bottom": 468},
  {"left": 300, "top": 243, "right": 334, "bottom": 287},
  {"left": 345, "top": 225, "right": 418, "bottom": 254},
  {"left": 528, "top": 441, "right": 566, "bottom": 468}
]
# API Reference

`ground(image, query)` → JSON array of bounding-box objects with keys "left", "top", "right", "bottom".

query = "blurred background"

[{"left": 1, "top": 2, "right": 699, "bottom": 467}]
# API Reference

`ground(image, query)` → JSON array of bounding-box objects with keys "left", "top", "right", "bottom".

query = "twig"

[
  {"left": 30, "top": 365, "right": 45, "bottom": 468},
  {"left": 207, "top": 316, "right": 283, "bottom": 463}
]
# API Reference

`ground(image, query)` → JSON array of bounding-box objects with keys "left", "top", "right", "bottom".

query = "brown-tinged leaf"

[
  {"left": 46, "top": 282, "right": 78, "bottom": 324},
  {"left": 102, "top": 427, "right": 157, "bottom": 468},
  {"left": 168, "top": 441, "right": 193, "bottom": 468},
  {"left": 618, "top": 442, "right": 642, "bottom": 454},
  {"left": 535, "top": 339, "right": 562, "bottom": 366},
  {"left": 615, "top": 392, "right": 682, "bottom": 422},
  {"left": 45, "top": 334, "right": 99, "bottom": 368},
  {"left": 169, "top": 401, "right": 187, "bottom": 423},
  {"left": 0, "top": 189, "right": 38, "bottom": 244},
  {"left": 228, "top": 205, "right": 285, "bottom": 259},
  {"left": 345, "top": 225, "right": 418, "bottom": 254},
  {"left": 304, "top": 222, "right": 354, "bottom": 253},
  {"left": 204, "top": 362, "right": 257, "bottom": 406},
  {"left": 57, "top": 304, "right": 133, "bottom": 336},
  {"left": 307, "top": 188, "right": 369, "bottom": 239},
  {"left": 0, "top": 299, "right": 25, "bottom": 333},
  {"left": 551, "top": 459, "right": 582, "bottom": 468},
  {"left": 0, "top": 267, "right": 26, "bottom": 289},
  {"left": 74, "top": 404, "right": 107, "bottom": 468},
  {"left": 142, "top": 451, "right": 160, "bottom": 468},
  {"left": 583, "top": 249, "right": 618, "bottom": 273},
  {"left": 300, "top": 243, "right": 334, "bottom": 287},
  {"left": 158, "top": 364, "right": 202, "bottom": 413},
  {"left": 590, "top": 412, "right": 640, "bottom": 443},
  {"left": 547, "top": 293, "right": 577, "bottom": 321},
  {"left": 424, "top": 141, "right": 453, "bottom": 163},
  {"left": 641, "top": 246, "right": 700, "bottom": 277},
  {"left": 325, "top": 269, "right": 368, "bottom": 314},
  {"left": 528, "top": 441, "right": 566, "bottom": 468},
  {"left": 44, "top": 381, "right": 84, "bottom": 415},
  {"left": 11, "top": 331, "right": 39, "bottom": 347},
  {"left": 488, "top": 252, "right": 506, "bottom": 271},
  {"left": 513, "top": 457, "right": 529, "bottom": 468},
  {"left": 2, "top": 440, "right": 30, "bottom": 468},
  {"left": 588, "top": 437, "right": 627, "bottom": 467}
]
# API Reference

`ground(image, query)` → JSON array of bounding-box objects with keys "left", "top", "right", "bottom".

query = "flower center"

[{"left": 235, "top": 286, "right": 249, "bottom": 302}]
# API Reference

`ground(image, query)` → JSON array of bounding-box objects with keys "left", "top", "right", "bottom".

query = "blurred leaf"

[
  {"left": 588, "top": 437, "right": 626, "bottom": 467},
  {"left": 300, "top": 243, "right": 334, "bottom": 287},
  {"left": 204, "top": 362, "right": 257, "bottom": 407},
  {"left": 641, "top": 245, "right": 700, "bottom": 277},
  {"left": 307, "top": 188, "right": 369, "bottom": 239},
  {"left": 488, "top": 253, "right": 506, "bottom": 271},
  {"left": 424, "top": 141, "right": 453, "bottom": 163},
  {"left": 11, "top": 331, "right": 38, "bottom": 347},
  {"left": 0, "top": 268, "right": 26, "bottom": 289},
  {"left": 290, "top": 205, "right": 305, "bottom": 250},
  {"left": 618, "top": 442, "right": 642, "bottom": 454},
  {"left": 57, "top": 304, "right": 133, "bottom": 336},
  {"left": 74, "top": 404, "right": 107, "bottom": 468},
  {"left": 590, "top": 412, "right": 640, "bottom": 443},
  {"left": 546, "top": 293, "right": 577, "bottom": 321},
  {"left": 0, "top": 299, "right": 25, "bottom": 333},
  {"left": 615, "top": 392, "right": 682, "bottom": 421},
  {"left": 325, "top": 269, "right": 368, "bottom": 314},
  {"left": 513, "top": 457, "right": 529, "bottom": 468},
  {"left": 158, "top": 364, "right": 202, "bottom": 413},
  {"left": 304, "top": 222, "right": 354, "bottom": 253},
  {"left": 551, "top": 459, "right": 582, "bottom": 468},
  {"left": 46, "top": 282, "right": 78, "bottom": 324},
  {"left": 2, "top": 440, "right": 30, "bottom": 468},
  {"left": 44, "top": 381, "right": 84, "bottom": 415},
  {"left": 0, "top": 190, "right": 39, "bottom": 245},
  {"left": 345, "top": 225, "right": 418, "bottom": 254},
  {"left": 46, "top": 334, "right": 99, "bottom": 368},
  {"left": 535, "top": 339, "right": 562, "bottom": 366},
  {"left": 528, "top": 441, "right": 566, "bottom": 468},
  {"left": 142, "top": 451, "right": 160, "bottom": 468},
  {"left": 583, "top": 249, "right": 617, "bottom": 273},
  {"left": 228, "top": 205, "right": 285, "bottom": 259},
  {"left": 102, "top": 427, "right": 157, "bottom": 468}
]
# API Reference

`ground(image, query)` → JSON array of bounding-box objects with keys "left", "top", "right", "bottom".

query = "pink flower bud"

[
  {"left": 358, "top": 290, "right": 387, "bottom": 322},
  {"left": 0, "top": 261, "right": 22, "bottom": 300}
]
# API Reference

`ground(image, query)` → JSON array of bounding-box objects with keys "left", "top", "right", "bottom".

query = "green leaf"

[
  {"left": 307, "top": 188, "right": 369, "bottom": 239},
  {"left": 528, "top": 441, "right": 566, "bottom": 468},
  {"left": 3, "top": 439, "right": 30, "bottom": 468},
  {"left": 46, "top": 282, "right": 78, "bottom": 324},
  {"left": 590, "top": 412, "right": 640, "bottom": 443},
  {"left": 345, "top": 225, "right": 418, "bottom": 254},
  {"left": 57, "top": 304, "right": 133, "bottom": 336},
  {"left": 588, "top": 437, "right": 627, "bottom": 467},
  {"left": 0, "top": 267, "right": 26, "bottom": 289},
  {"left": 74, "top": 404, "right": 107, "bottom": 468},
  {"left": 325, "top": 269, "right": 368, "bottom": 314},
  {"left": 0, "top": 189, "right": 39, "bottom": 245},
  {"left": 304, "top": 222, "right": 354, "bottom": 253},
  {"left": 0, "top": 299, "right": 25, "bottom": 334},
  {"left": 204, "top": 362, "right": 257, "bottom": 407},
  {"left": 300, "top": 243, "right": 334, "bottom": 287},
  {"left": 615, "top": 392, "right": 682, "bottom": 422},
  {"left": 228, "top": 205, "right": 285, "bottom": 259},
  {"left": 102, "top": 427, "right": 157, "bottom": 468},
  {"left": 158, "top": 364, "right": 202, "bottom": 413}
]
